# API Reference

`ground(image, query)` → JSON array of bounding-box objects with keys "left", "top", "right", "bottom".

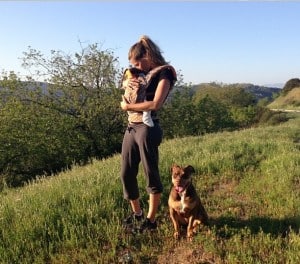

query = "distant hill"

[
  {"left": 262, "top": 83, "right": 284, "bottom": 89},
  {"left": 267, "top": 87, "right": 300, "bottom": 110},
  {"left": 185, "top": 83, "right": 282, "bottom": 102},
  {"left": 243, "top": 84, "right": 281, "bottom": 101},
  {"left": 1, "top": 80, "right": 282, "bottom": 104}
]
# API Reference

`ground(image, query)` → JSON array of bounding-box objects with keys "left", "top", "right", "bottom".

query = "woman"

[{"left": 120, "top": 35, "right": 177, "bottom": 232}]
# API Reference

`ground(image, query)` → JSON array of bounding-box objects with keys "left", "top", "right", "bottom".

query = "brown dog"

[{"left": 168, "top": 164, "right": 208, "bottom": 240}]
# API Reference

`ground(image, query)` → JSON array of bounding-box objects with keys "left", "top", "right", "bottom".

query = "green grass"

[{"left": 0, "top": 116, "right": 299, "bottom": 263}]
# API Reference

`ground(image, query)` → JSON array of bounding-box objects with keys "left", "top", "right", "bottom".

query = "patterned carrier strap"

[{"left": 145, "top": 65, "right": 177, "bottom": 90}]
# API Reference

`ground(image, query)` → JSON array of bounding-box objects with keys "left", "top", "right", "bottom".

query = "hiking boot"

[
  {"left": 138, "top": 218, "right": 157, "bottom": 233},
  {"left": 122, "top": 212, "right": 144, "bottom": 228}
]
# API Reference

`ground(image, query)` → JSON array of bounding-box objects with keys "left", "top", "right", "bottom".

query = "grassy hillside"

[
  {"left": 0, "top": 116, "right": 299, "bottom": 263},
  {"left": 268, "top": 87, "right": 300, "bottom": 111}
]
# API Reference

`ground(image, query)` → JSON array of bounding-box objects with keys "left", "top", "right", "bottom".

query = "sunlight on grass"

[{"left": 0, "top": 116, "right": 299, "bottom": 263}]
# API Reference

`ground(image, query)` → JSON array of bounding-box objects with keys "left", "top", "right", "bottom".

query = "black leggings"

[{"left": 120, "top": 122, "right": 163, "bottom": 200}]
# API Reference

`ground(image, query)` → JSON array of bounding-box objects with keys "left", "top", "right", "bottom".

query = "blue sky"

[{"left": 1, "top": 1, "right": 300, "bottom": 87}]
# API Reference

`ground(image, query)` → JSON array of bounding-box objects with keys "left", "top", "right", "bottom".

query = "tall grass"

[{"left": 0, "top": 116, "right": 299, "bottom": 263}]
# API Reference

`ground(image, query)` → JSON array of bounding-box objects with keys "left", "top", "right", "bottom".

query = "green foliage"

[
  {"left": 192, "top": 83, "right": 264, "bottom": 128},
  {"left": 0, "top": 117, "right": 299, "bottom": 263},
  {"left": 0, "top": 47, "right": 292, "bottom": 187},
  {"left": 160, "top": 84, "right": 266, "bottom": 138},
  {"left": 194, "top": 95, "right": 236, "bottom": 133},
  {"left": 0, "top": 43, "right": 126, "bottom": 186},
  {"left": 160, "top": 86, "right": 236, "bottom": 138},
  {"left": 21, "top": 43, "right": 125, "bottom": 158},
  {"left": 160, "top": 87, "right": 195, "bottom": 137},
  {"left": 229, "top": 105, "right": 258, "bottom": 127},
  {"left": 282, "top": 78, "right": 300, "bottom": 95},
  {"left": 193, "top": 83, "right": 256, "bottom": 107},
  {"left": 0, "top": 98, "right": 88, "bottom": 187}
]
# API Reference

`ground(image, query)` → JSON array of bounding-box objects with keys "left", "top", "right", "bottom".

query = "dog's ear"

[
  {"left": 184, "top": 165, "right": 195, "bottom": 175},
  {"left": 171, "top": 163, "right": 177, "bottom": 173}
]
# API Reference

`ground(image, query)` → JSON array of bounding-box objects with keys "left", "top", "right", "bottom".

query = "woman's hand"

[
  {"left": 120, "top": 96, "right": 129, "bottom": 111},
  {"left": 127, "top": 78, "right": 140, "bottom": 90},
  {"left": 121, "top": 78, "right": 171, "bottom": 112}
]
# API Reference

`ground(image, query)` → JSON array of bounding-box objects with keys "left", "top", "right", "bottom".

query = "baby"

[{"left": 121, "top": 67, "right": 154, "bottom": 127}]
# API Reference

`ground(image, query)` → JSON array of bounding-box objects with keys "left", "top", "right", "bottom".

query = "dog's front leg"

[
  {"left": 169, "top": 208, "right": 180, "bottom": 239},
  {"left": 187, "top": 216, "right": 196, "bottom": 240}
]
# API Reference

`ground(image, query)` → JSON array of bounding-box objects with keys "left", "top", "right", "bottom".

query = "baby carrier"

[{"left": 121, "top": 65, "right": 177, "bottom": 123}]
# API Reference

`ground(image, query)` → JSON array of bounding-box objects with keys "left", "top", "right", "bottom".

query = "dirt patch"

[{"left": 157, "top": 244, "right": 220, "bottom": 264}]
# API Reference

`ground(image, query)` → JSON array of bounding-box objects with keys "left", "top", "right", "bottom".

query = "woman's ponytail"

[{"left": 129, "top": 35, "right": 167, "bottom": 66}]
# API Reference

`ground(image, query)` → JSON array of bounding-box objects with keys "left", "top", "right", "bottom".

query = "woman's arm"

[{"left": 120, "top": 78, "right": 171, "bottom": 112}]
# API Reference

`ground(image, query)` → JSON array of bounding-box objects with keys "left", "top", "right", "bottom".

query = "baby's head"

[
  {"left": 122, "top": 67, "right": 145, "bottom": 89},
  {"left": 123, "top": 67, "right": 145, "bottom": 81}
]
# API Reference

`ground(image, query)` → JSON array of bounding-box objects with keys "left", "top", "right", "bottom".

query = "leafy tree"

[
  {"left": 160, "top": 86, "right": 196, "bottom": 138},
  {"left": 193, "top": 84, "right": 261, "bottom": 128},
  {"left": 193, "top": 95, "right": 235, "bottom": 134},
  {"left": 0, "top": 43, "right": 125, "bottom": 186},
  {"left": 0, "top": 98, "right": 88, "bottom": 187},
  {"left": 160, "top": 87, "right": 235, "bottom": 138},
  {"left": 21, "top": 42, "right": 125, "bottom": 159}
]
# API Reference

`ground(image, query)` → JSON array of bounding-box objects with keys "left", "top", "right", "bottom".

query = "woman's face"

[{"left": 130, "top": 57, "right": 152, "bottom": 72}]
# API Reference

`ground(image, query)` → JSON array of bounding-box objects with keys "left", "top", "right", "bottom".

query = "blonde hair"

[{"left": 128, "top": 35, "right": 168, "bottom": 66}]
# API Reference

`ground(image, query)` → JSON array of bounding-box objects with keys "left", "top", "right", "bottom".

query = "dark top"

[
  {"left": 146, "top": 68, "right": 176, "bottom": 101},
  {"left": 145, "top": 67, "right": 177, "bottom": 120}
]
